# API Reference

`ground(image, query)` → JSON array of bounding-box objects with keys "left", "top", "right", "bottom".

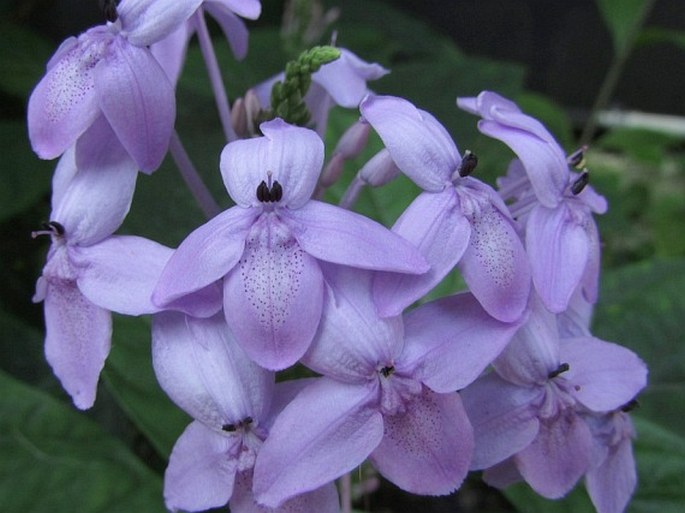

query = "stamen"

[
  {"left": 103, "top": 0, "right": 119, "bottom": 22},
  {"left": 457, "top": 150, "right": 478, "bottom": 177},
  {"left": 380, "top": 366, "right": 394, "bottom": 378},
  {"left": 567, "top": 146, "right": 588, "bottom": 169},
  {"left": 31, "top": 221, "right": 65, "bottom": 239},
  {"left": 243, "top": 416, "right": 253, "bottom": 425},
  {"left": 270, "top": 181, "right": 283, "bottom": 202},
  {"left": 571, "top": 171, "right": 589, "bottom": 195},
  {"left": 222, "top": 423, "right": 237, "bottom": 432},
  {"left": 548, "top": 362, "right": 570, "bottom": 379},
  {"left": 256, "top": 181, "right": 269, "bottom": 202},
  {"left": 620, "top": 398, "right": 640, "bottom": 412}
]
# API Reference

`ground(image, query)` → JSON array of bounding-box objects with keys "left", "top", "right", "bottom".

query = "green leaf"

[
  {"left": 0, "top": 370, "right": 166, "bottom": 513},
  {"left": 0, "top": 120, "right": 52, "bottom": 223},
  {"left": 505, "top": 481, "right": 594, "bottom": 513},
  {"left": 595, "top": 0, "right": 654, "bottom": 54},
  {"left": 593, "top": 258, "right": 685, "bottom": 437},
  {"left": 103, "top": 315, "right": 189, "bottom": 458},
  {"left": 0, "top": 22, "right": 53, "bottom": 99},
  {"left": 637, "top": 27, "right": 685, "bottom": 52}
]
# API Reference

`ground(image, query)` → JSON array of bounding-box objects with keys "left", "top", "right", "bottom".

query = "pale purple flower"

[
  {"left": 153, "top": 119, "right": 428, "bottom": 370},
  {"left": 151, "top": 0, "right": 262, "bottom": 85},
  {"left": 457, "top": 91, "right": 608, "bottom": 312},
  {"left": 461, "top": 297, "right": 647, "bottom": 499},
  {"left": 33, "top": 123, "right": 217, "bottom": 409},
  {"left": 26, "top": 0, "right": 208, "bottom": 171},
  {"left": 152, "top": 311, "right": 339, "bottom": 513},
  {"left": 360, "top": 94, "right": 531, "bottom": 322},
  {"left": 252, "top": 266, "right": 522, "bottom": 507},
  {"left": 253, "top": 48, "right": 388, "bottom": 135}
]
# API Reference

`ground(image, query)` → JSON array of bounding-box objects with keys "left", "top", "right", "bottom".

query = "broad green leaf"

[
  {"left": 103, "top": 315, "right": 189, "bottom": 458},
  {"left": 598, "top": 127, "right": 682, "bottom": 165},
  {"left": 0, "top": 370, "right": 165, "bottom": 513},
  {"left": 595, "top": 0, "right": 654, "bottom": 54},
  {"left": 0, "top": 22, "right": 53, "bottom": 99},
  {"left": 593, "top": 258, "right": 685, "bottom": 437},
  {"left": 0, "top": 120, "right": 52, "bottom": 223}
]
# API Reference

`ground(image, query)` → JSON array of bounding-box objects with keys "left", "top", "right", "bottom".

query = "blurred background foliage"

[{"left": 1, "top": 0, "right": 684, "bottom": 512}]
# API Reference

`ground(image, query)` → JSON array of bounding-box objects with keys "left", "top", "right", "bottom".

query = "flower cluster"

[{"left": 28, "top": 2, "right": 647, "bottom": 513}]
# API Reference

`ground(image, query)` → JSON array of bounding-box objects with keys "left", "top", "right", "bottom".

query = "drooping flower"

[
  {"left": 153, "top": 119, "right": 428, "bottom": 371},
  {"left": 360, "top": 94, "right": 531, "bottom": 322},
  {"left": 152, "top": 311, "right": 339, "bottom": 513},
  {"left": 461, "top": 297, "right": 647, "bottom": 499},
  {"left": 457, "top": 91, "right": 608, "bottom": 312},
  {"left": 26, "top": 0, "right": 207, "bottom": 171},
  {"left": 252, "top": 266, "right": 522, "bottom": 507},
  {"left": 34, "top": 123, "right": 219, "bottom": 409}
]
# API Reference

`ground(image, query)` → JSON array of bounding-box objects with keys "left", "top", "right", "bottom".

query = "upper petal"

[
  {"left": 44, "top": 279, "right": 112, "bottom": 410},
  {"left": 52, "top": 116, "right": 137, "bottom": 246},
  {"left": 118, "top": 0, "right": 203, "bottom": 46},
  {"left": 401, "top": 292, "right": 523, "bottom": 393},
  {"left": 152, "top": 311, "right": 274, "bottom": 426},
  {"left": 302, "top": 266, "right": 404, "bottom": 382},
  {"left": 164, "top": 420, "right": 240, "bottom": 512},
  {"left": 526, "top": 204, "right": 590, "bottom": 313},
  {"left": 221, "top": 119, "right": 324, "bottom": 208},
  {"left": 361, "top": 94, "right": 458, "bottom": 190},
  {"left": 370, "top": 388, "right": 473, "bottom": 495},
  {"left": 95, "top": 38, "right": 175, "bottom": 172},
  {"left": 150, "top": 22, "right": 193, "bottom": 85},
  {"left": 372, "top": 188, "right": 470, "bottom": 317},
  {"left": 153, "top": 206, "right": 258, "bottom": 307},
  {"left": 204, "top": 2, "right": 249, "bottom": 60},
  {"left": 222, "top": 214, "right": 324, "bottom": 370},
  {"left": 253, "top": 378, "right": 383, "bottom": 508}
]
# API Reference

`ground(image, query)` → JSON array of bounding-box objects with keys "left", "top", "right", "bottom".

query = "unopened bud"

[
  {"left": 334, "top": 121, "right": 371, "bottom": 160},
  {"left": 359, "top": 149, "right": 400, "bottom": 187},
  {"left": 320, "top": 153, "right": 345, "bottom": 188}
]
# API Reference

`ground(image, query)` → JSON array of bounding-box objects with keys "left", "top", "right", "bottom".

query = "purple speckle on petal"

[{"left": 469, "top": 207, "right": 516, "bottom": 288}]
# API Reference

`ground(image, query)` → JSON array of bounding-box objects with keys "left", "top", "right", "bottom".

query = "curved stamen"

[
  {"left": 571, "top": 171, "right": 589, "bottom": 195},
  {"left": 31, "top": 221, "right": 65, "bottom": 239},
  {"left": 380, "top": 365, "right": 394, "bottom": 378},
  {"left": 548, "top": 362, "right": 570, "bottom": 379},
  {"left": 457, "top": 150, "right": 478, "bottom": 177},
  {"left": 103, "top": 0, "right": 119, "bottom": 22}
]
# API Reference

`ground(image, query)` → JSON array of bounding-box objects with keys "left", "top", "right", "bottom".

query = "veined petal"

[
  {"left": 580, "top": 215, "right": 601, "bottom": 304},
  {"left": 96, "top": 38, "right": 175, "bottom": 172},
  {"left": 526, "top": 204, "right": 589, "bottom": 313},
  {"left": 150, "top": 22, "right": 193, "bottom": 85},
  {"left": 401, "top": 293, "right": 523, "bottom": 393},
  {"left": 221, "top": 119, "right": 324, "bottom": 208},
  {"left": 71, "top": 236, "right": 211, "bottom": 316},
  {"left": 204, "top": 2, "right": 249, "bottom": 60},
  {"left": 223, "top": 214, "right": 324, "bottom": 370},
  {"left": 52, "top": 116, "right": 137, "bottom": 246},
  {"left": 44, "top": 280, "right": 112, "bottom": 410},
  {"left": 164, "top": 420, "right": 240, "bottom": 512},
  {"left": 372, "top": 189, "right": 469, "bottom": 317},
  {"left": 230, "top": 471, "right": 339, "bottom": 513},
  {"left": 253, "top": 378, "right": 384, "bottom": 508},
  {"left": 515, "top": 413, "right": 593, "bottom": 499},
  {"left": 153, "top": 206, "right": 258, "bottom": 307},
  {"left": 302, "top": 266, "right": 404, "bottom": 382},
  {"left": 460, "top": 372, "right": 541, "bottom": 469},
  {"left": 118, "top": 0, "right": 203, "bottom": 47},
  {"left": 561, "top": 337, "right": 647, "bottom": 412},
  {"left": 361, "top": 95, "right": 458, "bottom": 191},
  {"left": 50, "top": 146, "right": 78, "bottom": 213},
  {"left": 28, "top": 31, "right": 103, "bottom": 159},
  {"left": 313, "top": 49, "right": 388, "bottom": 108},
  {"left": 152, "top": 312, "right": 274, "bottom": 426},
  {"left": 370, "top": 388, "right": 473, "bottom": 495},
  {"left": 281, "top": 200, "right": 430, "bottom": 274},
  {"left": 493, "top": 297, "right": 560, "bottom": 385}
]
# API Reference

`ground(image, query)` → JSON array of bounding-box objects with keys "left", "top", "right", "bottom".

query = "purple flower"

[
  {"left": 153, "top": 119, "right": 428, "bottom": 370},
  {"left": 360, "top": 94, "right": 531, "bottom": 322},
  {"left": 152, "top": 311, "right": 339, "bottom": 512},
  {"left": 461, "top": 297, "right": 647, "bottom": 499},
  {"left": 26, "top": 0, "right": 206, "bottom": 171},
  {"left": 251, "top": 266, "right": 521, "bottom": 507},
  {"left": 33, "top": 123, "right": 216, "bottom": 409},
  {"left": 457, "top": 91, "right": 608, "bottom": 312}
]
